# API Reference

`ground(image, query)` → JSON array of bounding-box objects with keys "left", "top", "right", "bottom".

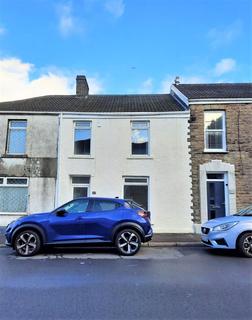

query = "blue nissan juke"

[{"left": 5, "top": 197, "right": 153, "bottom": 257}]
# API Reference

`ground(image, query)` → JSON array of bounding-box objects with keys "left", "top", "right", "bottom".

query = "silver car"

[{"left": 201, "top": 205, "right": 252, "bottom": 257}]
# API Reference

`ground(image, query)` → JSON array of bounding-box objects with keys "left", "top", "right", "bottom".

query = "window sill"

[
  {"left": 203, "top": 150, "right": 228, "bottom": 154},
  {"left": 1, "top": 154, "right": 28, "bottom": 158},
  {"left": 68, "top": 155, "right": 94, "bottom": 159},
  {"left": 127, "top": 156, "right": 153, "bottom": 160}
]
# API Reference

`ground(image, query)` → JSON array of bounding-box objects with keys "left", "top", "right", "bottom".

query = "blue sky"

[{"left": 0, "top": 0, "right": 251, "bottom": 101}]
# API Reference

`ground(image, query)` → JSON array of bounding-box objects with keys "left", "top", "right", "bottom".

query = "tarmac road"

[{"left": 0, "top": 246, "right": 251, "bottom": 320}]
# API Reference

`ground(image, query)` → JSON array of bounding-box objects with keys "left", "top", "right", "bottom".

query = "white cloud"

[
  {"left": 214, "top": 58, "right": 236, "bottom": 76},
  {"left": 138, "top": 78, "right": 153, "bottom": 93},
  {"left": 0, "top": 57, "right": 103, "bottom": 102},
  {"left": 132, "top": 130, "right": 147, "bottom": 144},
  {"left": 57, "top": 2, "right": 82, "bottom": 36},
  {"left": 86, "top": 76, "right": 104, "bottom": 94},
  {"left": 104, "top": 0, "right": 125, "bottom": 18},
  {"left": 207, "top": 20, "right": 242, "bottom": 48},
  {"left": 0, "top": 26, "right": 6, "bottom": 35}
]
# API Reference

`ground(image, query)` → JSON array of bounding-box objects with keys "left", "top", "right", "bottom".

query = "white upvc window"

[
  {"left": 71, "top": 176, "right": 90, "bottom": 199},
  {"left": 7, "top": 120, "right": 27, "bottom": 155},
  {"left": 74, "top": 121, "right": 91, "bottom": 155},
  {"left": 204, "top": 111, "right": 226, "bottom": 152},
  {"left": 123, "top": 176, "right": 149, "bottom": 210},
  {"left": 0, "top": 177, "right": 29, "bottom": 213},
  {"left": 131, "top": 121, "right": 150, "bottom": 155}
]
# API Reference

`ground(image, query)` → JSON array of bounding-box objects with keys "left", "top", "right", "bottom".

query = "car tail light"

[{"left": 137, "top": 210, "right": 151, "bottom": 219}]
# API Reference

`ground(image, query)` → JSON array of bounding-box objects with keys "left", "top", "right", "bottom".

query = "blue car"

[
  {"left": 5, "top": 197, "right": 153, "bottom": 257},
  {"left": 201, "top": 205, "right": 252, "bottom": 257}
]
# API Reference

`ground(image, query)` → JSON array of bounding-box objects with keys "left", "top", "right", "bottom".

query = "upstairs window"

[
  {"left": 74, "top": 121, "right": 91, "bottom": 155},
  {"left": 7, "top": 120, "right": 27, "bottom": 154},
  {"left": 204, "top": 111, "right": 226, "bottom": 151},
  {"left": 131, "top": 121, "right": 149, "bottom": 155}
]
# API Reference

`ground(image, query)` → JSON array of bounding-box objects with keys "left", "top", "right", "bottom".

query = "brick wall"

[{"left": 189, "top": 103, "right": 252, "bottom": 224}]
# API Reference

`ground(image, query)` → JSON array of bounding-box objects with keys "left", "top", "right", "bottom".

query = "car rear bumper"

[{"left": 143, "top": 228, "right": 153, "bottom": 242}]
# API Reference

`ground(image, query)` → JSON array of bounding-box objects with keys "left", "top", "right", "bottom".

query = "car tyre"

[
  {"left": 14, "top": 230, "right": 41, "bottom": 257},
  {"left": 238, "top": 232, "right": 252, "bottom": 258},
  {"left": 115, "top": 229, "right": 141, "bottom": 256}
]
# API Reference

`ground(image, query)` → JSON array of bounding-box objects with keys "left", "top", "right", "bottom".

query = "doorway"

[{"left": 207, "top": 173, "right": 226, "bottom": 220}]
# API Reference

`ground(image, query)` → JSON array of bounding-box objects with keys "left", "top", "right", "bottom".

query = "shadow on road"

[
  {"left": 204, "top": 248, "right": 245, "bottom": 258},
  {"left": 43, "top": 245, "right": 119, "bottom": 255}
]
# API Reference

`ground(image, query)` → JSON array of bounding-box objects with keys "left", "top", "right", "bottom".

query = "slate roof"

[
  {"left": 174, "top": 83, "right": 252, "bottom": 99},
  {"left": 0, "top": 94, "right": 184, "bottom": 113}
]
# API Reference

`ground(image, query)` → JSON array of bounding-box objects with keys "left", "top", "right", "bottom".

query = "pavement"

[
  {"left": 0, "top": 246, "right": 251, "bottom": 320},
  {"left": 0, "top": 226, "right": 201, "bottom": 247}
]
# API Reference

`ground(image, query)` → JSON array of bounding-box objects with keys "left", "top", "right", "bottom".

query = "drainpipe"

[{"left": 55, "top": 113, "right": 63, "bottom": 207}]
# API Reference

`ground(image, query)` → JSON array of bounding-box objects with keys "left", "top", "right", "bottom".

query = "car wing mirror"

[{"left": 56, "top": 209, "right": 67, "bottom": 216}]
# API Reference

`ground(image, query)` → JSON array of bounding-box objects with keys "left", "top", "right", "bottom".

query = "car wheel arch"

[
  {"left": 235, "top": 230, "right": 252, "bottom": 249},
  {"left": 112, "top": 222, "right": 145, "bottom": 243},
  {"left": 11, "top": 224, "right": 46, "bottom": 246}
]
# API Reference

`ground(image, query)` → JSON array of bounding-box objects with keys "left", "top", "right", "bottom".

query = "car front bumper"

[
  {"left": 5, "top": 239, "right": 11, "bottom": 247},
  {"left": 201, "top": 230, "right": 236, "bottom": 249}
]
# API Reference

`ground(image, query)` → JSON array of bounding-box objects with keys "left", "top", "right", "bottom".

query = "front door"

[{"left": 207, "top": 174, "right": 226, "bottom": 220}]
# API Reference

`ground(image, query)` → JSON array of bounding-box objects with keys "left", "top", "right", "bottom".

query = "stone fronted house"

[{"left": 171, "top": 83, "right": 252, "bottom": 232}]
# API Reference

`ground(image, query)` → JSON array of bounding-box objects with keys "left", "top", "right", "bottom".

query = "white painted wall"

[{"left": 57, "top": 113, "right": 193, "bottom": 233}]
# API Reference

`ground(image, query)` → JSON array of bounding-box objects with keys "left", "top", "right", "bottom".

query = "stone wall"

[{"left": 189, "top": 103, "right": 252, "bottom": 224}]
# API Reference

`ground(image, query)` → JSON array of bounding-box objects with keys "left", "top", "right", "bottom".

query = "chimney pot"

[
  {"left": 76, "top": 75, "right": 89, "bottom": 96},
  {"left": 174, "top": 76, "right": 180, "bottom": 85}
]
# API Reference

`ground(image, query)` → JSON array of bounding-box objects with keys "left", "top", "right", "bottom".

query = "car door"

[
  {"left": 80, "top": 199, "right": 122, "bottom": 241},
  {"left": 48, "top": 198, "right": 90, "bottom": 242}
]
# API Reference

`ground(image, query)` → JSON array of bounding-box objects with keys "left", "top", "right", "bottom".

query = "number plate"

[{"left": 201, "top": 234, "right": 208, "bottom": 242}]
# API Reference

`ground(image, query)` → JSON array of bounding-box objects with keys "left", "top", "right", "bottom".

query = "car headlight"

[{"left": 212, "top": 221, "right": 239, "bottom": 231}]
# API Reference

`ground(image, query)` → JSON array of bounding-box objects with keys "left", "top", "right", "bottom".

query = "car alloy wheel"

[
  {"left": 116, "top": 229, "right": 141, "bottom": 256},
  {"left": 238, "top": 232, "right": 252, "bottom": 258},
  {"left": 14, "top": 230, "right": 41, "bottom": 257}
]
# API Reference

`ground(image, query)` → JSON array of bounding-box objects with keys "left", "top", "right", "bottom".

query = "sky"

[{"left": 0, "top": 0, "right": 251, "bottom": 101}]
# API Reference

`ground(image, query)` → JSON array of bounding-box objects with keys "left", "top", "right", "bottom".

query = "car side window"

[
  {"left": 92, "top": 200, "right": 120, "bottom": 212},
  {"left": 61, "top": 199, "right": 89, "bottom": 213}
]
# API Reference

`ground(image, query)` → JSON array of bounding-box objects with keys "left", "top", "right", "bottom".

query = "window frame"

[
  {"left": 71, "top": 175, "right": 90, "bottom": 199},
  {"left": 204, "top": 111, "right": 226, "bottom": 152},
  {"left": 73, "top": 121, "right": 92, "bottom": 156},
  {"left": 0, "top": 177, "right": 29, "bottom": 214},
  {"left": 123, "top": 176, "right": 149, "bottom": 210},
  {"left": 6, "top": 120, "right": 27, "bottom": 155},
  {"left": 131, "top": 121, "right": 150, "bottom": 156}
]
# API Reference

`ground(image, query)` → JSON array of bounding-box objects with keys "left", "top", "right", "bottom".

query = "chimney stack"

[{"left": 76, "top": 75, "right": 89, "bottom": 96}]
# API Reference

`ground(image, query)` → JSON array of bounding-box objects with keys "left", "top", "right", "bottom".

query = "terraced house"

[
  {"left": 171, "top": 82, "right": 252, "bottom": 232},
  {"left": 0, "top": 76, "right": 192, "bottom": 233},
  {"left": 0, "top": 77, "right": 251, "bottom": 234}
]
